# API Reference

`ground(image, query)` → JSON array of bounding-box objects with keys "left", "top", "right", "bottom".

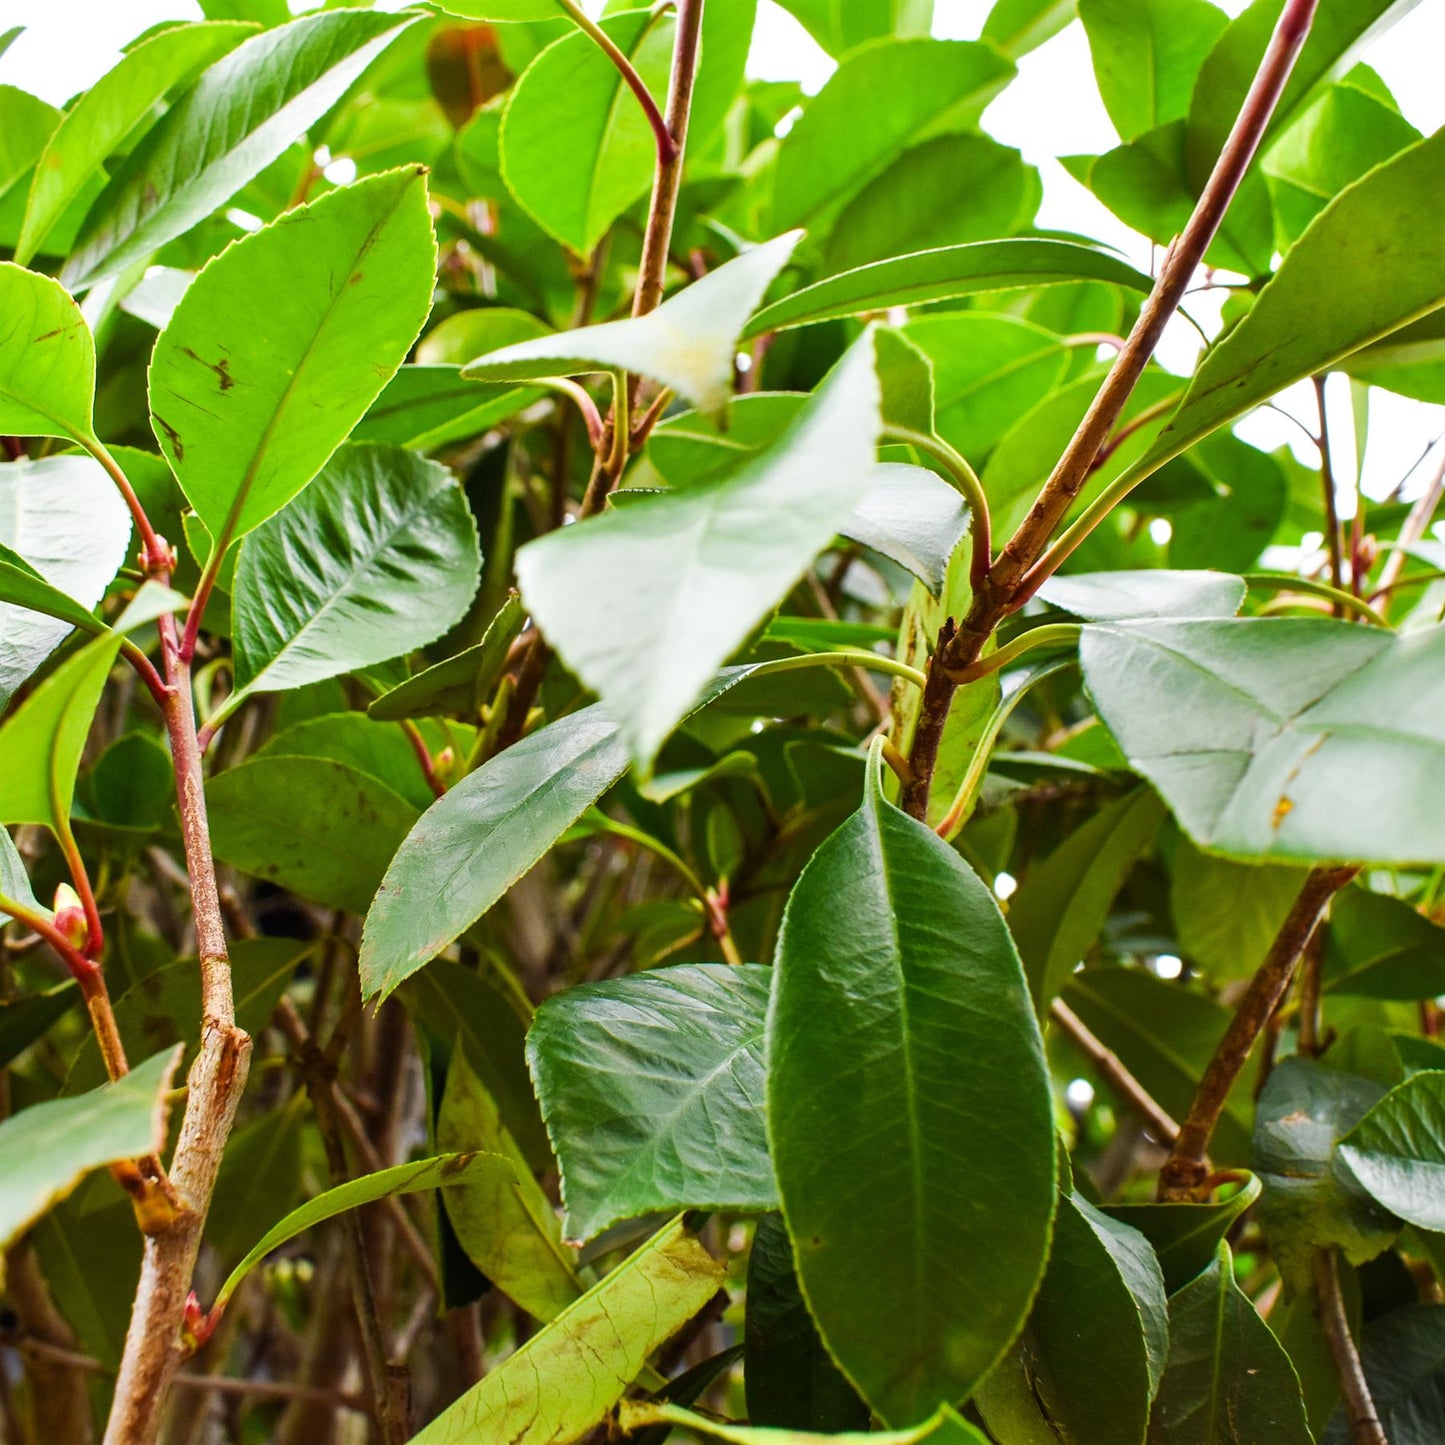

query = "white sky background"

[{"left": 2, "top": 0, "right": 1442, "bottom": 506}]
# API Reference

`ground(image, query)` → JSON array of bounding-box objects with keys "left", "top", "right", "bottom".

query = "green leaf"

[
  {"left": 0, "top": 263, "right": 95, "bottom": 441},
  {"left": 1324, "top": 887, "right": 1445, "bottom": 999},
  {"left": 1010, "top": 787, "right": 1166, "bottom": 1008},
  {"left": 771, "top": 39, "right": 1013, "bottom": 232},
  {"left": 205, "top": 1098, "right": 307, "bottom": 1268},
  {"left": 768, "top": 763, "right": 1056, "bottom": 1426},
  {"left": 368, "top": 592, "right": 526, "bottom": 723},
  {"left": 438, "top": 1047, "right": 583, "bottom": 1321},
  {"left": 0, "top": 86, "right": 59, "bottom": 204},
  {"left": 1039, "top": 569, "right": 1246, "bottom": 621},
  {"left": 461, "top": 232, "right": 801, "bottom": 418},
  {"left": 1103, "top": 1174, "right": 1262, "bottom": 1293},
  {"left": 1136, "top": 127, "right": 1445, "bottom": 481},
  {"left": 845, "top": 464, "right": 969, "bottom": 595},
  {"left": 745, "top": 1212, "right": 870, "bottom": 1432},
  {"left": 354, "top": 366, "right": 547, "bottom": 451},
  {"left": 148, "top": 167, "right": 437, "bottom": 546},
  {"left": 214, "top": 1153, "right": 516, "bottom": 1313},
  {"left": 823, "top": 134, "right": 1038, "bottom": 275},
  {"left": 0, "top": 584, "right": 184, "bottom": 832},
  {"left": 527, "top": 963, "right": 774, "bottom": 1243},
  {"left": 0, "top": 454, "right": 132, "bottom": 710},
  {"left": 1321, "top": 1303, "right": 1445, "bottom": 1445},
  {"left": 231, "top": 442, "right": 480, "bottom": 700},
  {"left": 770, "top": 0, "right": 935, "bottom": 58},
  {"left": 977, "top": 1194, "right": 1168, "bottom": 1445},
  {"left": 1254, "top": 1056, "right": 1397, "bottom": 1290},
  {"left": 618, "top": 1401, "right": 983, "bottom": 1445},
  {"left": 981, "top": 0, "right": 1078, "bottom": 59},
  {"left": 515, "top": 329, "right": 882, "bottom": 768},
  {"left": 744, "top": 239, "right": 1151, "bottom": 337},
  {"left": 360, "top": 704, "right": 627, "bottom": 1001},
  {"left": 207, "top": 754, "right": 419, "bottom": 914},
  {"left": 1078, "top": 0, "right": 1227, "bottom": 142},
  {"left": 408, "top": 1217, "right": 724, "bottom": 1444},
  {"left": 0, "top": 1045, "right": 181, "bottom": 1250},
  {"left": 417, "top": 305, "right": 551, "bottom": 367},
  {"left": 1146, "top": 1243, "right": 1313, "bottom": 1445},
  {"left": 499, "top": 3, "right": 754, "bottom": 255},
  {"left": 434, "top": 1, "right": 573, "bottom": 22},
  {"left": 1338, "top": 1070, "right": 1445, "bottom": 1231},
  {"left": 61, "top": 9, "right": 423, "bottom": 290},
  {"left": 1081, "top": 618, "right": 1445, "bottom": 864},
  {"left": 15, "top": 20, "right": 256, "bottom": 266},
  {"left": 0, "top": 983, "right": 76, "bottom": 1071}
]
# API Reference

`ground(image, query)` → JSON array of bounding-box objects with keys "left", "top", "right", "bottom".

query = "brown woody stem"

[
  {"left": 1158, "top": 865, "right": 1356, "bottom": 1201},
  {"left": 901, "top": 0, "right": 1320, "bottom": 819},
  {"left": 1051, "top": 999, "right": 1180, "bottom": 1145},
  {"left": 1313, "top": 1248, "right": 1388, "bottom": 1445}
]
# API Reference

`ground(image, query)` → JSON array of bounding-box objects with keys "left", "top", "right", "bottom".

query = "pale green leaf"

[{"left": 0, "top": 263, "right": 95, "bottom": 441}]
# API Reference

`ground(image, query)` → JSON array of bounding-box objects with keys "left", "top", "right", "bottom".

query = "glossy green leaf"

[
  {"left": 0, "top": 454, "right": 131, "bottom": 710},
  {"left": 1254, "top": 1057, "right": 1397, "bottom": 1290},
  {"left": 977, "top": 1194, "right": 1168, "bottom": 1445},
  {"left": 368, "top": 592, "right": 526, "bottom": 723},
  {"left": 771, "top": 39, "right": 1013, "bottom": 232},
  {"left": 515, "top": 330, "right": 881, "bottom": 768},
  {"left": 409, "top": 1217, "right": 724, "bottom": 1444},
  {"left": 149, "top": 167, "right": 437, "bottom": 546},
  {"left": 1146, "top": 1243, "right": 1313, "bottom": 1444},
  {"left": 0, "top": 1046, "right": 181, "bottom": 1250},
  {"left": 231, "top": 442, "right": 480, "bottom": 700},
  {"left": 361, "top": 705, "right": 627, "bottom": 1001},
  {"left": 214, "top": 1153, "right": 515, "bottom": 1313},
  {"left": 207, "top": 754, "right": 418, "bottom": 914},
  {"left": 416, "top": 305, "right": 551, "bottom": 367},
  {"left": 744, "top": 239, "right": 1151, "bottom": 336},
  {"left": 1078, "top": 0, "right": 1227, "bottom": 141},
  {"left": 770, "top": 0, "right": 934, "bottom": 58},
  {"left": 1104, "top": 1175, "right": 1262, "bottom": 1293},
  {"left": 251, "top": 712, "right": 440, "bottom": 813},
  {"left": 769, "top": 763, "right": 1056, "bottom": 1425},
  {"left": 1039, "top": 569, "right": 1245, "bottom": 621},
  {"left": 1321, "top": 1303, "right": 1445, "bottom": 1445},
  {"left": 0, "top": 86, "right": 58, "bottom": 203},
  {"left": 0, "top": 584, "right": 184, "bottom": 832},
  {"left": 353, "top": 366, "right": 547, "bottom": 451},
  {"left": 499, "top": 2, "right": 753, "bottom": 255},
  {"left": 0, "top": 263, "right": 95, "bottom": 441},
  {"left": 434, "top": 1, "right": 572, "bottom": 23},
  {"left": 462, "top": 232, "right": 801, "bottom": 418},
  {"left": 1011, "top": 787, "right": 1166, "bottom": 1008},
  {"left": 438, "top": 1047, "right": 583, "bottom": 1321},
  {"left": 981, "top": 0, "right": 1077, "bottom": 58},
  {"left": 1081, "top": 618, "right": 1445, "bottom": 863},
  {"left": 1338, "top": 1070, "right": 1445, "bottom": 1231},
  {"left": 619, "top": 1401, "right": 983, "bottom": 1445},
  {"left": 1136, "top": 128, "right": 1445, "bottom": 481},
  {"left": 15, "top": 20, "right": 256, "bottom": 265},
  {"left": 745, "top": 1211, "right": 870, "bottom": 1432},
  {"left": 528, "top": 963, "right": 774, "bottom": 1243},
  {"left": 61, "top": 9, "right": 423, "bottom": 290}
]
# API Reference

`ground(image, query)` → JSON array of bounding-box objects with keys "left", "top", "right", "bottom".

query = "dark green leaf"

[
  {"left": 1338, "top": 1070, "right": 1445, "bottom": 1231},
  {"left": 1324, "top": 887, "right": 1445, "bottom": 999},
  {"left": 1104, "top": 1174, "right": 1262, "bottom": 1293},
  {"left": 205, "top": 1097, "right": 307, "bottom": 1268},
  {"left": 1321, "top": 1303, "right": 1445, "bottom": 1445}
]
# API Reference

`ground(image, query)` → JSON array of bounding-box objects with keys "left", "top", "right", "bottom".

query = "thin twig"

[
  {"left": 1373, "top": 443, "right": 1445, "bottom": 607},
  {"left": 1313, "top": 1248, "right": 1388, "bottom": 1445},
  {"left": 1158, "top": 865, "right": 1356, "bottom": 1201},
  {"left": 1051, "top": 999, "right": 1180, "bottom": 1145},
  {"left": 1314, "top": 375, "right": 1347, "bottom": 601}
]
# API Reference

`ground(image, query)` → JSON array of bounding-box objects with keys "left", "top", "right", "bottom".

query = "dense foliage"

[{"left": 0, "top": 0, "right": 1443, "bottom": 1442}]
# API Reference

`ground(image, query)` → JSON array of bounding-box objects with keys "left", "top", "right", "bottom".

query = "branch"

[
  {"left": 1158, "top": 865, "right": 1356, "bottom": 1201},
  {"left": 1373, "top": 443, "right": 1445, "bottom": 607},
  {"left": 900, "top": 0, "right": 1321, "bottom": 819},
  {"left": 1313, "top": 1248, "right": 1388, "bottom": 1445},
  {"left": 1050, "top": 999, "right": 1180, "bottom": 1145},
  {"left": 1314, "top": 376, "right": 1347, "bottom": 600}
]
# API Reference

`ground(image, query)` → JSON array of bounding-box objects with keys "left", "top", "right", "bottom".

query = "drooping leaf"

[
  {"left": 745, "top": 239, "right": 1151, "bottom": 336},
  {"left": 408, "top": 1217, "right": 724, "bottom": 1444},
  {"left": 977, "top": 1194, "right": 1168, "bottom": 1445},
  {"left": 1011, "top": 787, "right": 1166, "bottom": 1008},
  {"left": 1338, "top": 1070, "right": 1445, "bottom": 1231},
  {"left": 148, "top": 167, "right": 437, "bottom": 546},
  {"left": 0, "top": 454, "right": 131, "bottom": 710},
  {"left": 230, "top": 442, "right": 480, "bottom": 700},
  {"left": 461, "top": 232, "right": 801, "bottom": 418},
  {"left": 361, "top": 705, "right": 628, "bottom": 1001},
  {"left": 770, "top": 39, "right": 1013, "bottom": 232},
  {"left": 768, "top": 762, "right": 1056, "bottom": 1425},
  {"left": 515, "top": 329, "right": 881, "bottom": 768},
  {"left": 0, "top": 1046, "right": 181, "bottom": 1250},
  {"left": 745, "top": 1211, "right": 870, "bottom": 1433},
  {"left": 1135, "top": 127, "right": 1445, "bottom": 482},
  {"left": 1146, "top": 1243, "right": 1313, "bottom": 1444},
  {"left": 15, "top": 20, "right": 256, "bottom": 265},
  {"left": 0, "top": 263, "right": 95, "bottom": 442},
  {"left": 438, "top": 1048, "right": 583, "bottom": 1321},
  {"left": 1254, "top": 1056, "right": 1397, "bottom": 1291},
  {"left": 61, "top": 9, "right": 423, "bottom": 289},
  {"left": 206, "top": 754, "right": 419, "bottom": 913},
  {"left": 1103, "top": 1174, "right": 1262, "bottom": 1293},
  {"left": 1081, "top": 618, "right": 1445, "bottom": 864},
  {"left": 528, "top": 963, "right": 774, "bottom": 1243},
  {"left": 213, "top": 1153, "right": 517, "bottom": 1313}
]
